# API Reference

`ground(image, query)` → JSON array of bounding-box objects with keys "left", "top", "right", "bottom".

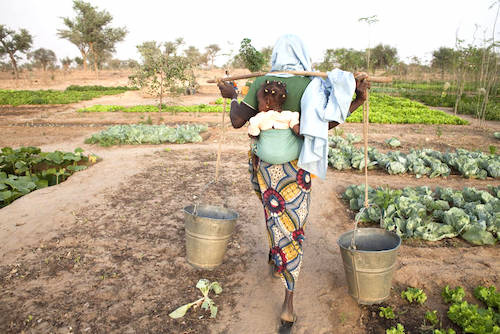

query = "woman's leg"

[{"left": 281, "top": 289, "right": 295, "bottom": 322}]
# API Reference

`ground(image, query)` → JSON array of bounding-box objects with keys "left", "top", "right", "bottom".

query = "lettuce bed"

[
  {"left": 346, "top": 93, "right": 468, "bottom": 125},
  {"left": 0, "top": 85, "right": 137, "bottom": 106},
  {"left": 78, "top": 104, "right": 223, "bottom": 113}
]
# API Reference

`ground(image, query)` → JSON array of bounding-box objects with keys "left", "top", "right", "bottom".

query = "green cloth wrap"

[{"left": 255, "top": 129, "right": 303, "bottom": 164}]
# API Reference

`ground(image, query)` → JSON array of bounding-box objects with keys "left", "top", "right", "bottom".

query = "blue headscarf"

[{"left": 270, "top": 34, "right": 312, "bottom": 73}]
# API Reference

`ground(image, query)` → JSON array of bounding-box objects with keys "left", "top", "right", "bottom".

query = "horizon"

[{"left": 1, "top": 0, "right": 499, "bottom": 67}]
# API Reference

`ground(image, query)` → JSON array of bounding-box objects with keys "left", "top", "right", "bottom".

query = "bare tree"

[{"left": 205, "top": 44, "right": 221, "bottom": 68}]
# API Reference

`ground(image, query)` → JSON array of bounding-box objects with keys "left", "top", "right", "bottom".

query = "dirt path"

[{"left": 0, "top": 87, "right": 499, "bottom": 333}]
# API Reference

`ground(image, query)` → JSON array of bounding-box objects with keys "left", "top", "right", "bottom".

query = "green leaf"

[
  {"left": 67, "top": 165, "right": 87, "bottom": 172},
  {"left": 210, "top": 282, "right": 222, "bottom": 295},
  {"left": 442, "top": 285, "right": 465, "bottom": 304},
  {"left": 462, "top": 226, "right": 497, "bottom": 245},
  {"left": 1, "top": 190, "right": 13, "bottom": 201},
  {"left": 210, "top": 304, "right": 218, "bottom": 318},
  {"left": 168, "top": 301, "right": 196, "bottom": 319},
  {"left": 35, "top": 179, "right": 48, "bottom": 189},
  {"left": 425, "top": 310, "right": 439, "bottom": 326},
  {"left": 196, "top": 279, "right": 210, "bottom": 297}
]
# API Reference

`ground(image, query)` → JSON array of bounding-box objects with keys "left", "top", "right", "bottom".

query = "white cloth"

[
  {"left": 298, "top": 69, "right": 356, "bottom": 179},
  {"left": 248, "top": 110, "right": 300, "bottom": 136}
]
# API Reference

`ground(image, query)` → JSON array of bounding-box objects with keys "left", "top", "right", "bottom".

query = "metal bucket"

[
  {"left": 183, "top": 204, "right": 238, "bottom": 270},
  {"left": 337, "top": 228, "right": 401, "bottom": 305}
]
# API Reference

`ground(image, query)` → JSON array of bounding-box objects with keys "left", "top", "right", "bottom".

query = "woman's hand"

[
  {"left": 354, "top": 72, "right": 371, "bottom": 102},
  {"left": 217, "top": 81, "right": 238, "bottom": 99}
]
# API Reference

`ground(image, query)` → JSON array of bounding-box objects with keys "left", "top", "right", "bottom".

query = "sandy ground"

[{"left": 0, "top": 72, "right": 499, "bottom": 334}]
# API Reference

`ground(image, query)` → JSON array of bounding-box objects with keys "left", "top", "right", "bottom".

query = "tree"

[
  {"left": 29, "top": 48, "right": 57, "bottom": 71},
  {"left": 184, "top": 46, "right": 203, "bottom": 66},
  {"left": 0, "top": 25, "right": 33, "bottom": 78},
  {"left": 129, "top": 41, "right": 191, "bottom": 112},
  {"left": 205, "top": 44, "right": 220, "bottom": 68},
  {"left": 317, "top": 48, "right": 365, "bottom": 72},
  {"left": 239, "top": 38, "right": 265, "bottom": 72},
  {"left": 370, "top": 44, "right": 398, "bottom": 71},
  {"left": 58, "top": 0, "right": 127, "bottom": 75},
  {"left": 74, "top": 56, "right": 84, "bottom": 69},
  {"left": 431, "top": 47, "right": 456, "bottom": 79},
  {"left": 61, "top": 57, "right": 73, "bottom": 71},
  {"left": 260, "top": 46, "right": 273, "bottom": 71}
]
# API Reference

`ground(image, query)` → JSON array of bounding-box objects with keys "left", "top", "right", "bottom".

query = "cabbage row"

[
  {"left": 328, "top": 135, "right": 500, "bottom": 179},
  {"left": 84, "top": 124, "right": 208, "bottom": 146},
  {"left": 343, "top": 185, "right": 500, "bottom": 245}
]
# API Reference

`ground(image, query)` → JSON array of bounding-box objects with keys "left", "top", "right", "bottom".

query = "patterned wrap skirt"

[{"left": 249, "top": 152, "right": 312, "bottom": 291}]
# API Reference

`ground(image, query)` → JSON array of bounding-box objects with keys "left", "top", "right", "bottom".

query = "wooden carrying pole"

[{"left": 207, "top": 71, "right": 392, "bottom": 84}]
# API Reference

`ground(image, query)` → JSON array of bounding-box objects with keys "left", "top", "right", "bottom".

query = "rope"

[
  {"left": 350, "top": 91, "right": 371, "bottom": 250},
  {"left": 215, "top": 92, "right": 226, "bottom": 182},
  {"left": 363, "top": 92, "right": 370, "bottom": 208}
]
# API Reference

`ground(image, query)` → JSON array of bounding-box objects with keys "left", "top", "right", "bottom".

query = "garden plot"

[{"left": 0, "top": 79, "right": 498, "bottom": 333}]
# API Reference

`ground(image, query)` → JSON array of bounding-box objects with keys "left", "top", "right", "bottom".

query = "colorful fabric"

[
  {"left": 249, "top": 152, "right": 312, "bottom": 291},
  {"left": 243, "top": 75, "right": 311, "bottom": 113}
]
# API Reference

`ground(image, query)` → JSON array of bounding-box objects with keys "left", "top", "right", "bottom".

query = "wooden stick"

[{"left": 207, "top": 71, "right": 392, "bottom": 83}]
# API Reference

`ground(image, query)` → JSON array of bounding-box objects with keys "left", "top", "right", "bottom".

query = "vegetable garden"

[{"left": 0, "top": 70, "right": 498, "bottom": 334}]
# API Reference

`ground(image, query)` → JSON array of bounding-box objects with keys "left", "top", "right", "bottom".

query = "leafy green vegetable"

[
  {"left": 343, "top": 185, "right": 499, "bottom": 244},
  {"left": 329, "top": 136, "right": 496, "bottom": 179},
  {"left": 346, "top": 93, "right": 468, "bottom": 125},
  {"left": 386, "top": 137, "right": 401, "bottom": 147},
  {"left": 426, "top": 310, "right": 439, "bottom": 326},
  {"left": 386, "top": 323, "right": 405, "bottom": 334},
  {"left": 433, "top": 329, "right": 456, "bottom": 334},
  {"left": 442, "top": 286, "right": 466, "bottom": 304},
  {"left": 474, "top": 286, "right": 500, "bottom": 310},
  {"left": 379, "top": 306, "right": 396, "bottom": 319},
  {"left": 401, "top": 287, "right": 427, "bottom": 304},
  {"left": 0, "top": 86, "right": 136, "bottom": 106},
  {"left": 169, "top": 279, "right": 222, "bottom": 319},
  {"left": 447, "top": 301, "right": 500, "bottom": 334},
  {"left": 0, "top": 147, "right": 94, "bottom": 207},
  {"left": 78, "top": 104, "right": 224, "bottom": 113},
  {"left": 85, "top": 124, "right": 208, "bottom": 146}
]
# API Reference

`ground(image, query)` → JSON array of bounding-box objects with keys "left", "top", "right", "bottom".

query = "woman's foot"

[{"left": 278, "top": 289, "right": 296, "bottom": 333}]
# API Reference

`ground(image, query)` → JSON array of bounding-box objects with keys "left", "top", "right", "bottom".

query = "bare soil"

[{"left": 0, "top": 71, "right": 499, "bottom": 334}]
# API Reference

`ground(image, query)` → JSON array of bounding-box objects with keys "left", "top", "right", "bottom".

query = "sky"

[{"left": 0, "top": 0, "right": 499, "bottom": 66}]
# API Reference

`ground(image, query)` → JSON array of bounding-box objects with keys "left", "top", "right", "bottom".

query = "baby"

[{"left": 248, "top": 80, "right": 300, "bottom": 137}]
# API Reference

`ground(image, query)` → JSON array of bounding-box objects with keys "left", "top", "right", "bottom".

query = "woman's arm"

[
  {"left": 218, "top": 82, "right": 258, "bottom": 128},
  {"left": 328, "top": 72, "right": 371, "bottom": 129}
]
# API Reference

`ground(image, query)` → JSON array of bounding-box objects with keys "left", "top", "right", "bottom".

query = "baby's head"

[{"left": 257, "top": 80, "right": 287, "bottom": 112}]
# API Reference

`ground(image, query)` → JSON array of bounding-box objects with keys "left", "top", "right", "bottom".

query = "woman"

[{"left": 218, "top": 34, "right": 370, "bottom": 333}]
